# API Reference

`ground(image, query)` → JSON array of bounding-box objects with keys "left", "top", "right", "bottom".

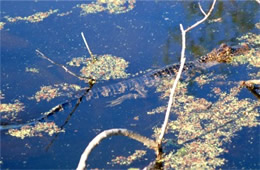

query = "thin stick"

[
  {"left": 81, "top": 32, "right": 95, "bottom": 61},
  {"left": 198, "top": 2, "right": 207, "bottom": 16},
  {"left": 76, "top": 128, "right": 158, "bottom": 170},
  {"left": 36, "top": 49, "right": 91, "bottom": 81},
  {"left": 185, "top": 0, "right": 216, "bottom": 33},
  {"left": 157, "top": 0, "right": 217, "bottom": 145}
]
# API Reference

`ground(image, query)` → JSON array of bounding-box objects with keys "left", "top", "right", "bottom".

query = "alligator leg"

[{"left": 106, "top": 86, "right": 147, "bottom": 107}]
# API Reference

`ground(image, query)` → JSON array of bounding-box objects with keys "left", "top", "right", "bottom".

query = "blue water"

[{"left": 1, "top": 1, "right": 259, "bottom": 169}]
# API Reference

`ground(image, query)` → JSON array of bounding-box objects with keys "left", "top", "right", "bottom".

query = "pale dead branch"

[
  {"left": 198, "top": 2, "right": 206, "bottom": 16},
  {"left": 81, "top": 32, "right": 96, "bottom": 61},
  {"left": 76, "top": 128, "right": 158, "bottom": 170},
  {"left": 157, "top": 0, "right": 216, "bottom": 145}
]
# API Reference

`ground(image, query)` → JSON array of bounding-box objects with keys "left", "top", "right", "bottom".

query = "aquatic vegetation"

[
  {"left": 66, "top": 56, "right": 89, "bottom": 67},
  {"left": 57, "top": 10, "right": 73, "bottom": 17},
  {"left": 152, "top": 76, "right": 259, "bottom": 169},
  {"left": 110, "top": 150, "right": 146, "bottom": 166},
  {"left": 194, "top": 73, "right": 227, "bottom": 87},
  {"left": 31, "top": 83, "right": 83, "bottom": 102},
  {"left": 25, "top": 67, "right": 39, "bottom": 73},
  {"left": 147, "top": 106, "right": 167, "bottom": 115},
  {"left": 208, "top": 17, "right": 222, "bottom": 23},
  {"left": 0, "top": 91, "right": 5, "bottom": 100},
  {"left": 4, "top": 9, "right": 58, "bottom": 23},
  {"left": 146, "top": 34, "right": 260, "bottom": 168},
  {"left": 0, "top": 22, "right": 5, "bottom": 30},
  {"left": 7, "top": 122, "right": 64, "bottom": 139},
  {"left": 77, "top": 0, "right": 136, "bottom": 15},
  {"left": 32, "top": 86, "right": 60, "bottom": 102},
  {"left": 0, "top": 100, "right": 25, "bottom": 121},
  {"left": 233, "top": 23, "right": 260, "bottom": 68},
  {"left": 79, "top": 54, "right": 129, "bottom": 80}
]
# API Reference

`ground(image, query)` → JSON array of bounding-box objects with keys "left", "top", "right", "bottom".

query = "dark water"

[{"left": 1, "top": 1, "right": 259, "bottom": 169}]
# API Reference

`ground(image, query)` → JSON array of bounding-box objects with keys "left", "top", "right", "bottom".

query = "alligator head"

[{"left": 199, "top": 43, "right": 250, "bottom": 63}]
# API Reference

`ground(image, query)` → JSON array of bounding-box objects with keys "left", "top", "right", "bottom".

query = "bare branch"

[
  {"left": 36, "top": 49, "right": 91, "bottom": 81},
  {"left": 185, "top": 0, "right": 216, "bottom": 33},
  {"left": 77, "top": 128, "right": 157, "bottom": 170},
  {"left": 81, "top": 32, "right": 96, "bottom": 61},
  {"left": 198, "top": 2, "right": 207, "bottom": 16},
  {"left": 157, "top": 24, "right": 186, "bottom": 145},
  {"left": 157, "top": 0, "right": 216, "bottom": 146}
]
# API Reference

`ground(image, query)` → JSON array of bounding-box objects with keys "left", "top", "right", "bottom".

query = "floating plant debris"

[
  {"left": 7, "top": 122, "right": 64, "bottom": 139},
  {"left": 66, "top": 56, "right": 90, "bottom": 67},
  {"left": 147, "top": 106, "right": 166, "bottom": 115},
  {"left": 57, "top": 10, "right": 73, "bottom": 17},
  {"left": 0, "top": 90, "right": 5, "bottom": 100},
  {"left": 208, "top": 17, "right": 222, "bottom": 23},
  {"left": 25, "top": 67, "right": 39, "bottom": 73},
  {"left": 110, "top": 150, "right": 146, "bottom": 166},
  {"left": 194, "top": 73, "right": 227, "bottom": 87},
  {"left": 0, "top": 22, "right": 5, "bottom": 30},
  {"left": 0, "top": 100, "right": 25, "bottom": 121},
  {"left": 77, "top": 0, "right": 136, "bottom": 15},
  {"left": 79, "top": 54, "right": 129, "bottom": 80},
  {"left": 30, "top": 83, "right": 83, "bottom": 102},
  {"left": 233, "top": 23, "right": 260, "bottom": 68},
  {"left": 4, "top": 9, "right": 58, "bottom": 23},
  {"left": 152, "top": 74, "right": 259, "bottom": 169}
]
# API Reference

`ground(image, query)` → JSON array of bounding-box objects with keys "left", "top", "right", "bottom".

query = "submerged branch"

[
  {"left": 36, "top": 49, "right": 91, "bottom": 82},
  {"left": 240, "top": 79, "right": 260, "bottom": 100},
  {"left": 45, "top": 83, "right": 95, "bottom": 151},
  {"left": 76, "top": 128, "right": 158, "bottom": 170}
]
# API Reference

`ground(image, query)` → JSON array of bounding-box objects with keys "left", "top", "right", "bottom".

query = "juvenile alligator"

[{"left": 0, "top": 43, "right": 249, "bottom": 130}]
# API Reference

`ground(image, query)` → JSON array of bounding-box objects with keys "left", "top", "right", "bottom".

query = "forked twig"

[{"left": 157, "top": 0, "right": 216, "bottom": 146}]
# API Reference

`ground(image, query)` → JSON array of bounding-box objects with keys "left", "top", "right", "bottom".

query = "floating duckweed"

[
  {"left": 194, "top": 73, "right": 227, "bottom": 87},
  {"left": 4, "top": 9, "right": 58, "bottom": 23},
  {"left": 231, "top": 46, "right": 260, "bottom": 67},
  {"left": 158, "top": 81, "right": 259, "bottom": 169},
  {"left": 7, "top": 122, "right": 64, "bottom": 139},
  {"left": 78, "top": 0, "right": 136, "bottom": 15},
  {"left": 110, "top": 150, "right": 146, "bottom": 165},
  {"left": 147, "top": 106, "right": 167, "bottom": 115},
  {"left": 255, "top": 22, "right": 260, "bottom": 29},
  {"left": 33, "top": 86, "right": 60, "bottom": 102},
  {"left": 235, "top": 29, "right": 260, "bottom": 67},
  {"left": 57, "top": 10, "right": 73, "bottom": 17},
  {"left": 208, "top": 17, "right": 222, "bottom": 23},
  {"left": 0, "top": 22, "right": 5, "bottom": 30},
  {"left": 0, "top": 100, "right": 25, "bottom": 120},
  {"left": 31, "top": 83, "right": 83, "bottom": 102},
  {"left": 0, "top": 91, "right": 4, "bottom": 100},
  {"left": 66, "top": 56, "right": 89, "bottom": 67},
  {"left": 237, "top": 32, "right": 260, "bottom": 46},
  {"left": 25, "top": 67, "right": 39, "bottom": 73},
  {"left": 80, "top": 54, "right": 129, "bottom": 80}
]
